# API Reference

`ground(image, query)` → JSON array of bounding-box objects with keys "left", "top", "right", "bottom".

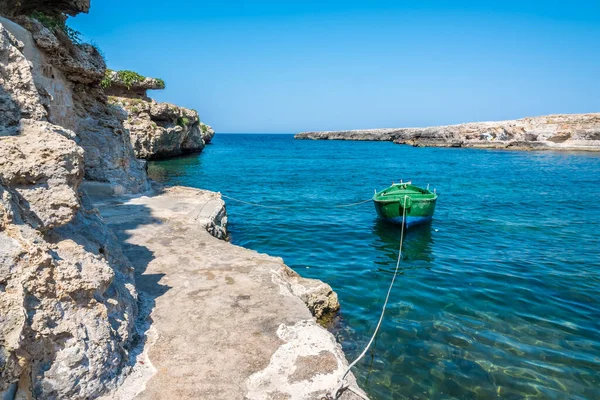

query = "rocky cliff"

[
  {"left": 1, "top": 3, "right": 362, "bottom": 400},
  {"left": 103, "top": 70, "right": 214, "bottom": 160},
  {"left": 0, "top": 3, "right": 141, "bottom": 398},
  {"left": 296, "top": 113, "right": 600, "bottom": 151}
]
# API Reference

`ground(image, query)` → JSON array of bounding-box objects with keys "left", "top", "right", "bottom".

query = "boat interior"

[{"left": 376, "top": 184, "right": 436, "bottom": 200}]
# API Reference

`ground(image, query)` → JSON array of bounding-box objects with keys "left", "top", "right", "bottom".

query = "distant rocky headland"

[{"left": 296, "top": 113, "right": 600, "bottom": 151}]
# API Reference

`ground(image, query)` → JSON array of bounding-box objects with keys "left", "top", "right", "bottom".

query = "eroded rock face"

[
  {"left": 0, "top": 119, "right": 83, "bottom": 229},
  {"left": 0, "top": 181, "right": 138, "bottom": 399},
  {"left": 1, "top": 15, "right": 149, "bottom": 193},
  {"left": 295, "top": 113, "right": 600, "bottom": 151},
  {"left": 0, "top": 22, "right": 46, "bottom": 130},
  {"left": 72, "top": 84, "right": 149, "bottom": 193},
  {"left": 109, "top": 96, "right": 215, "bottom": 159},
  {"left": 102, "top": 70, "right": 165, "bottom": 98},
  {"left": 23, "top": 17, "right": 106, "bottom": 84},
  {"left": 274, "top": 265, "right": 340, "bottom": 320},
  {"left": 0, "top": 15, "right": 138, "bottom": 399},
  {"left": 0, "top": 0, "right": 90, "bottom": 18}
]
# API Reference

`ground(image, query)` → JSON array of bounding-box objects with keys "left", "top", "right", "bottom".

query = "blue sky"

[{"left": 71, "top": 0, "right": 600, "bottom": 133}]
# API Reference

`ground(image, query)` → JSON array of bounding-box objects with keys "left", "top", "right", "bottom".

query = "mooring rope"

[
  {"left": 219, "top": 193, "right": 373, "bottom": 209},
  {"left": 220, "top": 194, "right": 283, "bottom": 209},
  {"left": 220, "top": 191, "right": 406, "bottom": 400},
  {"left": 326, "top": 195, "right": 408, "bottom": 400},
  {"left": 333, "top": 198, "right": 373, "bottom": 208}
]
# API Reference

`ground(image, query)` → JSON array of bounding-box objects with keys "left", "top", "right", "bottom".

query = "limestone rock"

[
  {"left": 0, "top": 119, "right": 138, "bottom": 398},
  {"left": 0, "top": 119, "right": 83, "bottom": 229},
  {"left": 246, "top": 320, "right": 367, "bottom": 400},
  {"left": 15, "top": 16, "right": 106, "bottom": 84},
  {"left": 0, "top": 16, "right": 150, "bottom": 193},
  {"left": 200, "top": 122, "right": 215, "bottom": 144},
  {"left": 0, "top": 14, "right": 138, "bottom": 399},
  {"left": 0, "top": 22, "right": 46, "bottom": 130},
  {"left": 295, "top": 113, "right": 600, "bottom": 151},
  {"left": 0, "top": 0, "right": 90, "bottom": 18},
  {"left": 102, "top": 70, "right": 165, "bottom": 98},
  {"left": 0, "top": 182, "right": 137, "bottom": 399},
  {"left": 275, "top": 265, "right": 340, "bottom": 320},
  {"left": 109, "top": 96, "right": 209, "bottom": 159},
  {"left": 71, "top": 84, "right": 150, "bottom": 193}
]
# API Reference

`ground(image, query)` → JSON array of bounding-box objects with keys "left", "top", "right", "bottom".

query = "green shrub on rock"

[
  {"left": 116, "top": 70, "right": 146, "bottom": 89},
  {"left": 30, "top": 11, "right": 81, "bottom": 43},
  {"left": 100, "top": 69, "right": 166, "bottom": 90},
  {"left": 177, "top": 117, "right": 191, "bottom": 128}
]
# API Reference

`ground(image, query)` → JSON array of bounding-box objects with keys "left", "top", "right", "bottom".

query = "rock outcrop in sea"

[
  {"left": 103, "top": 70, "right": 214, "bottom": 160},
  {"left": 0, "top": 2, "right": 363, "bottom": 399},
  {"left": 296, "top": 113, "right": 600, "bottom": 151}
]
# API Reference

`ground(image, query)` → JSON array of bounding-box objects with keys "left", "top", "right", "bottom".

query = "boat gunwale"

[
  {"left": 373, "top": 183, "right": 438, "bottom": 204},
  {"left": 372, "top": 195, "right": 437, "bottom": 204}
]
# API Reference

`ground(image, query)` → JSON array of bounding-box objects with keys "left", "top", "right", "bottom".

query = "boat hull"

[
  {"left": 373, "top": 198, "right": 437, "bottom": 228},
  {"left": 385, "top": 215, "right": 433, "bottom": 228}
]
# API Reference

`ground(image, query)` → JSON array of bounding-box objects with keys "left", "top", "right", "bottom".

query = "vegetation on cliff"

[
  {"left": 101, "top": 69, "right": 166, "bottom": 90},
  {"left": 30, "top": 11, "right": 81, "bottom": 42}
]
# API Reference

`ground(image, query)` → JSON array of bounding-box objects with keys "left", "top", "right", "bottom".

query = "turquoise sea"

[{"left": 149, "top": 134, "right": 600, "bottom": 399}]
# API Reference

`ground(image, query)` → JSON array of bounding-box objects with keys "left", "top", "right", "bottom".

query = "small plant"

[
  {"left": 116, "top": 70, "right": 146, "bottom": 90},
  {"left": 30, "top": 11, "right": 81, "bottom": 43},
  {"left": 100, "top": 68, "right": 165, "bottom": 91},
  {"left": 200, "top": 124, "right": 208, "bottom": 134},
  {"left": 90, "top": 41, "right": 106, "bottom": 62},
  {"left": 101, "top": 69, "right": 113, "bottom": 89},
  {"left": 155, "top": 78, "right": 166, "bottom": 89},
  {"left": 177, "top": 117, "right": 190, "bottom": 128}
]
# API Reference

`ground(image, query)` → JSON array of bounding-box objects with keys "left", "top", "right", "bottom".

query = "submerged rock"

[{"left": 296, "top": 113, "right": 600, "bottom": 151}]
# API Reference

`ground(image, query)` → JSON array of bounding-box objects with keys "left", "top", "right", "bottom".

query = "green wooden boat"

[{"left": 373, "top": 182, "right": 438, "bottom": 227}]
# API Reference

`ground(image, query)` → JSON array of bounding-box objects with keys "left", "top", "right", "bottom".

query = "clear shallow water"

[{"left": 149, "top": 134, "right": 600, "bottom": 399}]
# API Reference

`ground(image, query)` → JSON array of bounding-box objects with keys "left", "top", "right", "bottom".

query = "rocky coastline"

[
  {"left": 295, "top": 113, "right": 600, "bottom": 151},
  {"left": 103, "top": 71, "right": 215, "bottom": 160},
  {"left": 0, "top": 2, "right": 363, "bottom": 399}
]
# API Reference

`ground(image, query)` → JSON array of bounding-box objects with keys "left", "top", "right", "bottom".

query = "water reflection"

[{"left": 371, "top": 220, "right": 434, "bottom": 272}]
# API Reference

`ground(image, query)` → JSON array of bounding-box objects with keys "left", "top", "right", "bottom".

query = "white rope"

[
  {"left": 333, "top": 198, "right": 373, "bottom": 208},
  {"left": 219, "top": 194, "right": 372, "bottom": 210},
  {"left": 220, "top": 194, "right": 283, "bottom": 209},
  {"left": 328, "top": 195, "right": 408, "bottom": 399}
]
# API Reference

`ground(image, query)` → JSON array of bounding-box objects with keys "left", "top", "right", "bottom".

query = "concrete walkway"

[{"left": 91, "top": 186, "right": 366, "bottom": 400}]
